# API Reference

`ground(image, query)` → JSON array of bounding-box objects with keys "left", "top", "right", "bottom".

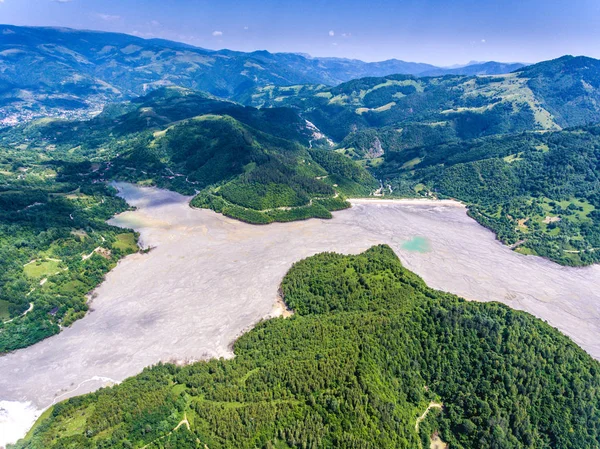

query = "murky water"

[{"left": 2, "top": 184, "right": 600, "bottom": 446}]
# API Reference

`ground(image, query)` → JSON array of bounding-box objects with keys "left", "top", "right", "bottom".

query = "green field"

[
  {"left": 112, "top": 233, "right": 138, "bottom": 253},
  {"left": 23, "top": 259, "right": 61, "bottom": 279},
  {"left": 0, "top": 299, "right": 10, "bottom": 320}
]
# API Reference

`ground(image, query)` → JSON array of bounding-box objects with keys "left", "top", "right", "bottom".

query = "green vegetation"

[
  {"left": 516, "top": 55, "right": 600, "bottom": 127},
  {"left": 23, "top": 259, "right": 62, "bottom": 279},
  {"left": 381, "top": 125, "right": 600, "bottom": 265},
  {"left": 112, "top": 233, "right": 138, "bottom": 253},
  {"left": 245, "top": 72, "right": 549, "bottom": 144},
  {"left": 17, "top": 246, "right": 600, "bottom": 448},
  {"left": 0, "top": 299, "right": 10, "bottom": 320},
  {"left": 0, "top": 87, "right": 376, "bottom": 349},
  {"left": 159, "top": 114, "right": 373, "bottom": 223},
  {"left": 4, "top": 87, "right": 376, "bottom": 226},
  {"left": 0, "top": 141, "right": 140, "bottom": 353}
]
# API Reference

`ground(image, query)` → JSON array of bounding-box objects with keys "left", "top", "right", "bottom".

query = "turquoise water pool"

[{"left": 401, "top": 236, "right": 431, "bottom": 253}]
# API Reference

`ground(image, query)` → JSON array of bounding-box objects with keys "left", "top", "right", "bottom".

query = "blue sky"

[{"left": 0, "top": 0, "right": 599, "bottom": 65}]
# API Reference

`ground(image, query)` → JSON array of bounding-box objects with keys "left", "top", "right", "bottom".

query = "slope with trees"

[
  {"left": 380, "top": 125, "right": 600, "bottom": 265},
  {"left": 16, "top": 246, "right": 600, "bottom": 449}
]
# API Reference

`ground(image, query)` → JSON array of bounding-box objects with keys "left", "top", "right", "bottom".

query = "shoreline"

[
  {"left": 349, "top": 197, "right": 465, "bottom": 208},
  {"left": 4, "top": 183, "right": 600, "bottom": 447}
]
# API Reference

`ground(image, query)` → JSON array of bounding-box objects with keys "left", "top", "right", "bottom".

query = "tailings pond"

[{"left": 2, "top": 183, "right": 600, "bottom": 446}]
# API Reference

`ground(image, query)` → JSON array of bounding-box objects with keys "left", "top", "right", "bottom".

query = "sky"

[{"left": 0, "top": 0, "right": 599, "bottom": 66}]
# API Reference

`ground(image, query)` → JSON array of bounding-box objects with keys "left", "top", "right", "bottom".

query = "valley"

[
  {"left": 3, "top": 182, "right": 600, "bottom": 446},
  {"left": 1, "top": 16, "right": 600, "bottom": 448}
]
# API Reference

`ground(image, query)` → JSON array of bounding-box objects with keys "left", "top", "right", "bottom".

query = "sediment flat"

[{"left": 2, "top": 183, "right": 600, "bottom": 445}]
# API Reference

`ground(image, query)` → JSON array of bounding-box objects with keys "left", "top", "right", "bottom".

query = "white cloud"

[
  {"left": 54, "top": 0, "right": 74, "bottom": 3},
  {"left": 96, "top": 13, "right": 121, "bottom": 21},
  {"left": 149, "top": 20, "right": 160, "bottom": 26},
  {"left": 481, "top": 39, "right": 486, "bottom": 43},
  {"left": 341, "top": 32, "right": 351, "bottom": 38},
  {"left": 332, "top": 42, "right": 338, "bottom": 46},
  {"left": 212, "top": 30, "right": 223, "bottom": 37},
  {"left": 329, "top": 30, "right": 334, "bottom": 36}
]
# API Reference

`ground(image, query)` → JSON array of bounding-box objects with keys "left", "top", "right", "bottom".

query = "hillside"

[
  {"left": 0, "top": 25, "right": 525, "bottom": 124},
  {"left": 17, "top": 246, "right": 600, "bottom": 449},
  {"left": 379, "top": 125, "right": 600, "bottom": 265},
  {"left": 515, "top": 55, "right": 600, "bottom": 127},
  {"left": 0, "top": 87, "right": 375, "bottom": 351},
  {"left": 242, "top": 72, "right": 558, "bottom": 147},
  {"left": 244, "top": 56, "right": 600, "bottom": 156},
  {"left": 420, "top": 61, "right": 525, "bottom": 77},
  {"left": 0, "top": 146, "right": 140, "bottom": 353},
  {"left": 5, "top": 86, "right": 376, "bottom": 223}
]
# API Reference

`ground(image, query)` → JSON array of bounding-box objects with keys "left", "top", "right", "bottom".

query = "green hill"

[
  {"left": 380, "top": 125, "right": 600, "bottom": 265},
  {"left": 0, "top": 87, "right": 376, "bottom": 352},
  {"left": 515, "top": 55, "right": 600, "bottom": 127},
  {"left": 17, "top": 246, "right": 600, "bottom": 449},
  {"left": 242, "top": 56, "right": 600, "bottom": 159},
  {"left": 148, "top": 114, "right": 375, "bottom": 224},
  {"left": 241, "top": 72, "right": 556, "bottom": 144}
]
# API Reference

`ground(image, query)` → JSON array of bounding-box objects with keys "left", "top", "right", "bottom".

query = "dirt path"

[
  {"left": 82, "top": 247, "right": 102, "bottom": 260},
  {"left": 174, "top": 413, "right": 190, "bottom": 431},
  {"left": 415, "top": 402, "right": 443, "bottom": 449},
  {"left": 509, "top": 239, "right": 527, "bottom": 250},
  {"left": 415, "top": 402, "right": 443, "bottom": 432},
  {"left": 3, "top": 302, "right": 34, "bottom": 324},
  {"left": 140, "top": 412, "right": 191, "bottom": 449}
]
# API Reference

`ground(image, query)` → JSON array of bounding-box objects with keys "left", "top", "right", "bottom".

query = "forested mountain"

[
  {"left": 379, "top": 125, "right": 600, "bottom": 265},
  {"left": 244, "top": 56, "right": 600, "bottom": 150},
  {"left": 0, "top": 25, "right": 524, "bottom": 124},
  {"left": 245, "top": 73, "right": 545, "bottom": 144},
  {"left": 17, "top": 246, "right": 600, "bottom": 449},
  {"left": 515, "top": 55, "right": 600, "bottom": 127},
  {"left": 0, "top": 86, "right": 375, "bottom": 351},
  {"left": 419, "top": 61, "right": 525, "bottom": 77}
]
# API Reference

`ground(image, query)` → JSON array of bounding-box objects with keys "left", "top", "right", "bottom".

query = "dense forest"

[
  {"left": 2, "top": 87, "right": 376, "bottom": 225},
  {"left": 380, "top": 125, "right": 600, "bottom": 265},
  {"left": 16, "top": 245, "right": 600, "bottom": 449},
  {"left": 0, "top": 142, "right": 139, "bottom": 353}
]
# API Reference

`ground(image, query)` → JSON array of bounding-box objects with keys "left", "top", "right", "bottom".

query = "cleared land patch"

[{"left": 23, "top": 259, "right": 61, "bottom": 279}]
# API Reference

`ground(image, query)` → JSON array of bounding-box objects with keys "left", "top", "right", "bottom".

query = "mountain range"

[
  {"left": 0, "top": 25, "right": 525, "bottom": 124},
  {"left": 4, "top": 21, "right": 600, "bottom": 449}
]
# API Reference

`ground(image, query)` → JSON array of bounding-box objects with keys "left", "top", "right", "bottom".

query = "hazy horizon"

[
  {"left": 0, "top": 0, "right": 598, "bottom": 66},
  {"left": 0, "top": 22, "right": 539, "bottom": 67}
]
